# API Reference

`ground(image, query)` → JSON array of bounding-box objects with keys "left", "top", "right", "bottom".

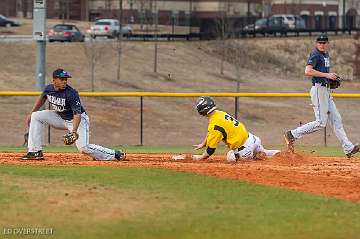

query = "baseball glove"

[
  {"left": 23, "top": 132, "right": 29, "bottom": 146},
  {"left": 329, "top": 76, "right": 342, "bottom": 89},
  {"left": 63, "top": 132, "right": 79, "bottom": 145}
]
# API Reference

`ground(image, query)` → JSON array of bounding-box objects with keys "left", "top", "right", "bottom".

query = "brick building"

[
  {"left": 0, "top": 0, "right": 17, "bottom": 17},
  {"left": 271, "top": 0, "right": 359, "bottom": 29},
  {"left": 6, "top": 0, "right": 262, "bottom": 22},
  {"left": 2, "top": 0, "right": 358, "bottom": 28}
]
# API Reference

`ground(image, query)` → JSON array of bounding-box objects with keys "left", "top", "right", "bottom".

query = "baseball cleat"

[
  {"left": 21, "top": 150, "right": 44, "bottom": 160},
  {"left": 346, "top": 144, "right": 360, "bottom": 158},
  {"left": 284, "top": 131, "right": 295, "bottom": 153},
  {"left": 115, "top": 150, "right": 126, "bottom": 161}
]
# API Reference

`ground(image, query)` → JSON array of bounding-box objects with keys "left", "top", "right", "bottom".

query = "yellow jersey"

[{"left": 206, "top": 110, "right": 248, "bottom": 150}]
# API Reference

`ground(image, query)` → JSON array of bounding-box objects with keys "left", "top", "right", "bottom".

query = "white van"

[{"left": 90, "top": 19, "right": 132, "bottom": 39}]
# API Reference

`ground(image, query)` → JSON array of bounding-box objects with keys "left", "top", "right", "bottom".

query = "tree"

[
  {"left": 353, "top": 32, "right": 360, "bottom": 81},
  {"left": 214, "top": 0, "right": 231, "bottom": 75},
  {"left": 83, "top": 38, "right": 105, "bottom": 91}
]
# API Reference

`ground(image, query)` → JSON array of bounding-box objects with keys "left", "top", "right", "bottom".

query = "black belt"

[{"left": 312, "top": 82, "right": 329, "bottom": 87}]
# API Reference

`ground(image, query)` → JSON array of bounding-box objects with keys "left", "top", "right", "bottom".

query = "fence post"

[
  {"left": 140, "top": 96, "right": 143, "bottom": 146},
  {"left": 48, "top": 101, "right": 51, "bottom": 144},
  {"left": 234, "top": 96, "right": 239, "bottom": 119},
  {"left": 324, "top": 126, "right": 327, "bottom": 147}
]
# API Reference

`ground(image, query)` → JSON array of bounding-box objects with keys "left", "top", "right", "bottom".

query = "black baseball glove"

[
  {"left": 63, "top": 132, "right": 79, "bottom": 145},
  {"left": 329, "top": 76, "right": 342, "bottom": 89}
]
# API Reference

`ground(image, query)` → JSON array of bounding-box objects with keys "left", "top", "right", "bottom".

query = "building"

[
  {"left": 10, "top": 0, "right": 262, "bottom": 22},
  {"left": 4, "top": 0, "right": 359, "bottom": 30},
  {"left": 0, "top": 0, "right": 17, "bottom": 17},
  {"left": 271, "top": 0, "right": 359, "bottom": 29}
]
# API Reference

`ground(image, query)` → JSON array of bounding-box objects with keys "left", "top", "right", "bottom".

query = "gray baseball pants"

[
  {"left": 291, "top": 84, "right": 355, "bottom": 154},
  {"left": 27, "top": 110, "right": 116, "bottom": 160}
]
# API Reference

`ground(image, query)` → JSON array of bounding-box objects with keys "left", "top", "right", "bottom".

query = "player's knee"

[
  {"left": 78, "top": 145, "right": 90, "bottom": 154},
  {"left": 31, "top": 111, "right": 41, "bottom": 120},
  {"left": 315, "top": 120, "right": 327, "bottom": 128}
]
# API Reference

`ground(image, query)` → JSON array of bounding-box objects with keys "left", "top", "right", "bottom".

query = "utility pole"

[
  {"left": 154, "top": 0, "right": 158, "bottom": 73},
  {"left": 343, "top": 0, "right": 346, "bottom": 30},
  {"left": 33, "top": 0, "right": 46, "bottom": 92},
  {"left": 119, "top": 0, "right": 123, "bottom": 23},
  {"left": 189, "top": 0, "right": 192, "bottom": 33}
]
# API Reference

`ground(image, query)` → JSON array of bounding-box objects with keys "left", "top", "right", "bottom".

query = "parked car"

[
  {"left": 89, "top": 19, "right": 132, "bottom": 39},
  {"left": 243, "top": 18, "right": 269, "bottom": 31},
  {"left": 271, "top": 14, "right": 297, "bottom": 29},
  {"left": 48, "top": 24, "right": 85, "bottom": 42},
  {"left": 242, "top": 17, "right": 289, "bottom": 34},
  {"left": 294, "top": 16, "right": 306, "bottom": 29},
  {"left": 0, "top": 15, "right": 21, "bottom": 27}
]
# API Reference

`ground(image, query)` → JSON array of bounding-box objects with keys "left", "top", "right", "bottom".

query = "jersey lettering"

[
  {"left": 48, "top": 95, "right": 65, "bottom": 106},
  {"left": 224, "top": 114, "right": 239, "bottom": 126},
  {"left": 324, "top": 57, "right": 330, "bottom": 67},
  {"left": 47, "top": 95, "right": 66, "bottom": 112}
]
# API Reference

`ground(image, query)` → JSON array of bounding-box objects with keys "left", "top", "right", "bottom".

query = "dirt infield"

[{"left": 1, "top": 152, "right": 359, "bottom": 202}]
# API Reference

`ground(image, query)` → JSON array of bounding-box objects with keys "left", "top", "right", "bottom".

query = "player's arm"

[
  {"left": 305, "top": 65, "right": 337, "bottom": 80},
  {"left": 193, "top": 133, "right": 208, "bottom": 150},
  {"left": 69, "top": 91, "right": 83, "bottom": 133},
  {"left": 72, "top": 113, "right": 81, "bottom": 133},
  {"left": 25, "top": 95, "right": 46, "bottom": 127},
  {"left": 192, "top": 147, "right": 215, "bottom": 160},
  {"left": 192, "top": 130, "right": 222, "bottom": 161}
]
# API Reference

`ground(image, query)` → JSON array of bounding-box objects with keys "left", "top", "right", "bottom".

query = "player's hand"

[
  {"left": 326, "top": 73, "right": 338, "bottom": 80},
  {"left": 25, "top": 114, "right": 31, "bottom": 127},
  {"left": 192, "top": 155, "right": 203, "bottom": 161},
  {"left": 193, "top": 143, "right": 205, "bottom": 150}
]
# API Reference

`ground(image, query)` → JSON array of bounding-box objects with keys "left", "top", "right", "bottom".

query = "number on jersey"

[{"left": 224, "top": 114, "right": 239, "bottom": 126}]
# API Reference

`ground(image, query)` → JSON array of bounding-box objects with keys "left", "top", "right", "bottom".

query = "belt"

[{"left": 312, "top": 82, "right": 329, "bottom": 88}]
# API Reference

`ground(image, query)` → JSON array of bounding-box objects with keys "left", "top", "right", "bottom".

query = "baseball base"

[
  {"left": 171, "top": 154, "right": 187, "bottom": 160},
  {"left": 172, "top": 154, "right": 194, "bottom": 161}
]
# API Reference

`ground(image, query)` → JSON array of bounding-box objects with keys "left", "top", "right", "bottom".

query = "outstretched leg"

[
  {"left": 285, "top": 86, "right": 330, "bottom": 152},
  {"left": 328, "top": 97, "right": 358, "bottom": 157},
  {"left": 66, "top": 113, "right": 125, "bottom": 161}
]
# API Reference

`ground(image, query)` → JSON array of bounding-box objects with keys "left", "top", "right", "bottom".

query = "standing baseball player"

[
  {"left": 284, "top": 33, "right": 359, "bottom": 158},
  {"left": 190, "top": 96, "right": 280, "bottom": 162},
  {"left": 22, "top": 68, "right": 126, "bottom": 161}
]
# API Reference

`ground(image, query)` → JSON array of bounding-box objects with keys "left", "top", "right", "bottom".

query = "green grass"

[
  {"left": 0, "top": 165, "right": 359, "bottom": 239},
  {"left": 0, "top": 145, "right": 347, "bottom": 156},
  {"left": 0, "top": 145, "right": 357, "bottom": 238}
]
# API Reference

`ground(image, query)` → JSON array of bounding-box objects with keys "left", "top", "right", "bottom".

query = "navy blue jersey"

[
  {"left": 42, "top": 84, "right": 85, "bottom": 120},
  {"left": 307, "top": 48, "right": 330, "bottom": 85}
]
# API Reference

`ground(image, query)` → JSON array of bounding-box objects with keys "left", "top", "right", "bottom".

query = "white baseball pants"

[
  {"left": 27, "top": 110, "right": 116, "bottom": 160},
  {"left": 291, "top": 84, "right": 354, "bottom": 154},
  {"left": 227, "top": 133, "right": 280, "bottom": 161}
]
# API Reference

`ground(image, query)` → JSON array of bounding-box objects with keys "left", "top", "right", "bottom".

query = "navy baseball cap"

[
  {"left": 53, "top": 68, "right": 72, "bottom": 78},
  {"left": 316, "top": 33, "right": 329, "bottom": 43}
]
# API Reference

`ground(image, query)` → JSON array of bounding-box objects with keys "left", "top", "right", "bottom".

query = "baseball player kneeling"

[
  {"left": 190, "top": 96, "right": 280, "bottom": 162},
  {"left": 21, "top": 68, "right": 126, "bottom": 161}
]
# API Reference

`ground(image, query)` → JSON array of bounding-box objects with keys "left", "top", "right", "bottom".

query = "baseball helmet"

[
  {"left": 196, "top": 96, "right": 217, "bottom": 116},
  {"left": 53, "top": 68, "right": 72, "bottom": 79}
]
